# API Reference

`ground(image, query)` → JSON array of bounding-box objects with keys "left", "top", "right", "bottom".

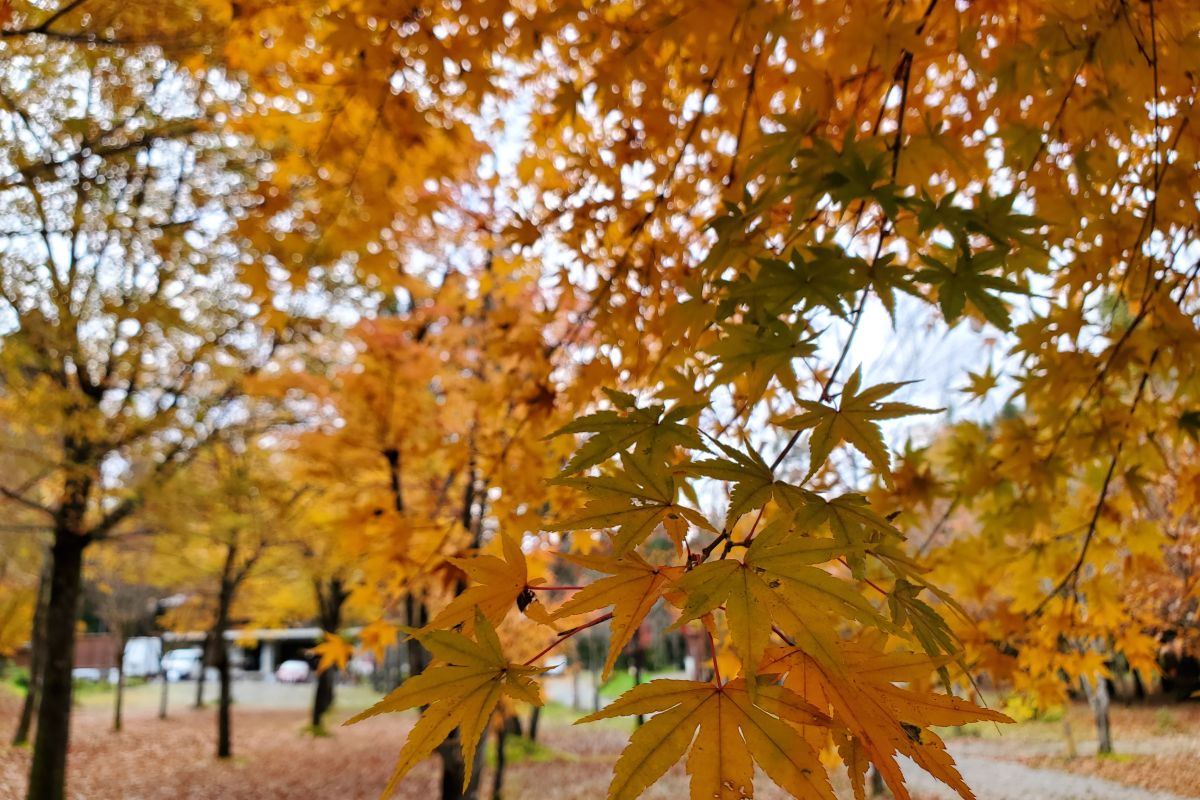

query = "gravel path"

[{"left": 902, "top": 742, "right": 1194, "bottom": 800}]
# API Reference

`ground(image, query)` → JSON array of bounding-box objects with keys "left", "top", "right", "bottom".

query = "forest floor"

[{"left": 1, "top": 679, "right": 1198, "bottom": 799}]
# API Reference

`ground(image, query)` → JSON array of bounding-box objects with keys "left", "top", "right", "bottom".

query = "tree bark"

[
  {"left": 526, "top": 706, "right": 540, "bottom": 743},
  {"left": 215, "top": 576, "right": 234, "bottom": 759},
  {"left": 632, "top": 636, "right": 645, "bottom": 727},
  {"left": 12, "top": 561, "right": 50, "bottom": 746},
  {"left": 26, "top": 528, "right": 87, "bottom": 800},
  {"left": 311, "top": 578, "right": 347, "bottom": 731},
  {"left": 491, "top": 723, "right": 507, "bottom": 800},
  {"left": 158, "top": 658, "right": 169, "bottom": 720},
  {"left": 113, "top": 633, "right": 127, "bottom": 732},
  {"left": 404, "top": 595, "right": 429, "bottom": 680},
  {"left": 437, "top": 728, "right": 486, "bottom": 800},
  {"left": 193, "top": 633, "right": 207, "bottom": 709},
  {"left": 868, "top": 766, "right": 886, "bottom": 797},
  {"left": 1083, "top": 675, "right": 1113, "bottom": 754}
]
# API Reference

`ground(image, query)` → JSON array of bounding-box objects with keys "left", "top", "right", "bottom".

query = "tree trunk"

[
  {"left": 26, "top": 529, "right": 87, "bottom": 800},
  {"left": 215, "top": 582, "right": 233, "bottom": 759},
  {"left": 113, "top": 634, "right": 127, "bottom": 732},
  {"left": 12, "top": 561, "right": 50, "bottom": 747},
  {"left": 526, "top": 706, "right": 540, "bottom": 743},
  {"left": 491, "top": 723, "right": 507, "bottom": 800},
  {"left": 632, "top": 636, "right": 645, "bottom": 727},
  {"left": 1063, "top": 717, "right": 1077, "bottom": 759},
  {"left": 1083, "top": 675, "right": 1113, "bottom": 754},
  {"left": 311, "top": 578, "right": 347, "bottom": 731},
  {"left": 437, "top": 728, "right": 487, "bottom": 800},
  {"left": 868, "top": 766, "right": 886, "bottom": 797},
  {"left": 216, "top": 636, "right": 232, "bottom": 759},
  {"left": 591, "top": 661, "right": 600, "bottom": 713},
  {"left": 193, "top": 634, "right": 207, "bottom": 709},
  {"left": 311, "top": 666, "right": 336, "bottom": 730},
  {"left": 158, "top": 661, "right": 169, "bottom": 720},
  {"left": 404, "top": 595, "right": 429, "bottom": 680}
]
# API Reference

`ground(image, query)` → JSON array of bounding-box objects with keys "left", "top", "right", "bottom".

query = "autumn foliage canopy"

[{"left": 0, "top": 0, "right": 1198, "bottom": 799}]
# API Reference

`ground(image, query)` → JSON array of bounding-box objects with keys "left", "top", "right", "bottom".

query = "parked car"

[
  {"left": 123, "top": 637, "right": 163, "bottom": 678},
  {"left": 161, "top": 647, "right": 204, "bottom": 682},
  {"left": 276, "top": 659, "right": 311, "bottom": 683}
]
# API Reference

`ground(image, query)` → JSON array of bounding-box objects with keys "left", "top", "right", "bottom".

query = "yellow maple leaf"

[
  {"left": 346, "top": 612, "right": 546, "bottom": 797},
  {"left": 358, "top": 619, "right": 399, "bottom": 661},
  {"left": 311, "top": 633, "right": 354, "bottom": 674},
  {"left": 763, "top": 643, "right": 1010, "bottom": 800},
  {"left": 578, "top": 678, "right": 834, "bottom": 800},
  {"left": 553, "top": 551, "right": 683, "bottom": 680},
  {"left": 424, "top": 532, "right": 553, "bottom": 633}
]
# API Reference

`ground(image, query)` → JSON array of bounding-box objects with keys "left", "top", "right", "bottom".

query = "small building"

[{"left": 163, "top": 627, "right": 324, "bottom": 680}]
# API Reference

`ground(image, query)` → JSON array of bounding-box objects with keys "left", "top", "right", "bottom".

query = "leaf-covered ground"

[{"left": 1, "top": 685, "right": 1198, "bottom": 799}]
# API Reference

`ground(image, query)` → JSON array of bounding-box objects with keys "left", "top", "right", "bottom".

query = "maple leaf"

[
  {"left": 577, "top": 678, "right": 835, "bottom": 800},
  {"left": 311, "top": 632, "right": 354, "bottom": 673},
  {"left": 782, "top": 369, "right": 938, "bottom": 483},
  {"left": 358, "top": 619, "right": 400, "bottom": 661},
  {"left": 707, "top": 318, "right": 816, "bottom": 403},
  {"left": 775, "top": 487, "right": 906, "bottom": 574},
  {"left": 914, "top": 247, "right": 1024, "bottom": 331},
  {"left": 960, "top": 365, "right": 1000, "bottom": 400},
  {"left": 674, "top": 535, "right": 888, "bottom": 687},
  {"left": 552, "top": 551, "right": 683, "bottom": 680},
  {"left": 424, "top": 533, "right": 553, "bottom": 632},
  {"left": 548, "top": 396, "right": 706, "bottom": 476},
  {"left": 549, "top": 450, "right": 713, "bottom": 555},
  {"left": 685, "top": 441, "right": 777, "bottom": 527},
  {"left": 762, "top": 642, "right": 1010, "bottom": 800},
  {"left": 346, "top": 612, "right": 546, "bottom": 797},
  {"left": 729, "top": 247, "right": 866, "bottom": 318}
]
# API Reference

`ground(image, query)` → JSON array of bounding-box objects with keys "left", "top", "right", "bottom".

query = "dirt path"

[{"left": 905, "top": 740, "right": 1196, "bottom": 800}]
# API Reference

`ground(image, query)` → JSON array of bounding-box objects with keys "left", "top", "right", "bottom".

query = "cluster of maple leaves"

[{"left": 0, "top": 0, "right": 1196, "bottom": 799}]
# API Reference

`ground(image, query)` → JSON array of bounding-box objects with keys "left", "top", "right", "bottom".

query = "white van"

[{"left": 123, "top": 637, "right": 163, "bottom": 678}]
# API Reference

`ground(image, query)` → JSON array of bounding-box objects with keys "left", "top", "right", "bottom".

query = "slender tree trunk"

[
  {"left": 311, "top": 665, "right": 336, "bottom": 730},
  {"left": 113, "top": 634, "right": 127, "bottom": 732},
  {"left": 590, "top": 656, "right": 600, "bottom": 714},
  {"left": 158, "top": 659, "right": 169, "bottom": 720},
  {"left": 526, "top": 706, "right": 540, "bottom": 744},
  {"left": 1083, "top": 675, "right": 1113, "bottom": 754},
  {"left": 26, "top": 527, "right": 88, "bottom": 800},
  {"left": 12, "top": 561, "right": 50, "bottom": 746},
  {"left": 215, "top": 581, "right": 233, "bottom": 759},
  {"left": 193, "top": 634, "right": 207, "bottom": 709},
  {"left": 404, "top": 595, "right": 429, "bottom": 680},
  {"left": 438, "top": 728, "right": 486, "bottom": 800},
  {"left": 491, "top": 723, "right": 507, "bottom": 800},
  {"left": 632, "top": 636, "right": 645, "bottom": 727},
  {"left": 216, "top": 636, "right": 232, "bottom": 759},
  {"left": 311, "top": 578, "right": 347, "bottom": 731},
  {"left": 868, "top": 767, "right": 886, "bottom": 797}
]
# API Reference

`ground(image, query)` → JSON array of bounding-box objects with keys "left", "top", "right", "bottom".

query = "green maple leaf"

[
  {"left": 729, "top": 247, "right": 865, "bottom": 317},
  {"left": 782, "top": 369, "right": 939, "bottom": 483},
  {"left": 914, "top": 246, "right": 1024, "bottom": 330},
  {"left": 548, "top": 450, "right": 713, "bottom": 554},
  {"left": 683, "top": 441, "right": 776, "bottom": 527},
  {"left": 549, "top": 396, "right": 706, "bottom": 476},
  {"left": 707, "top": 318, "right": 816, "bottom": 403}
]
